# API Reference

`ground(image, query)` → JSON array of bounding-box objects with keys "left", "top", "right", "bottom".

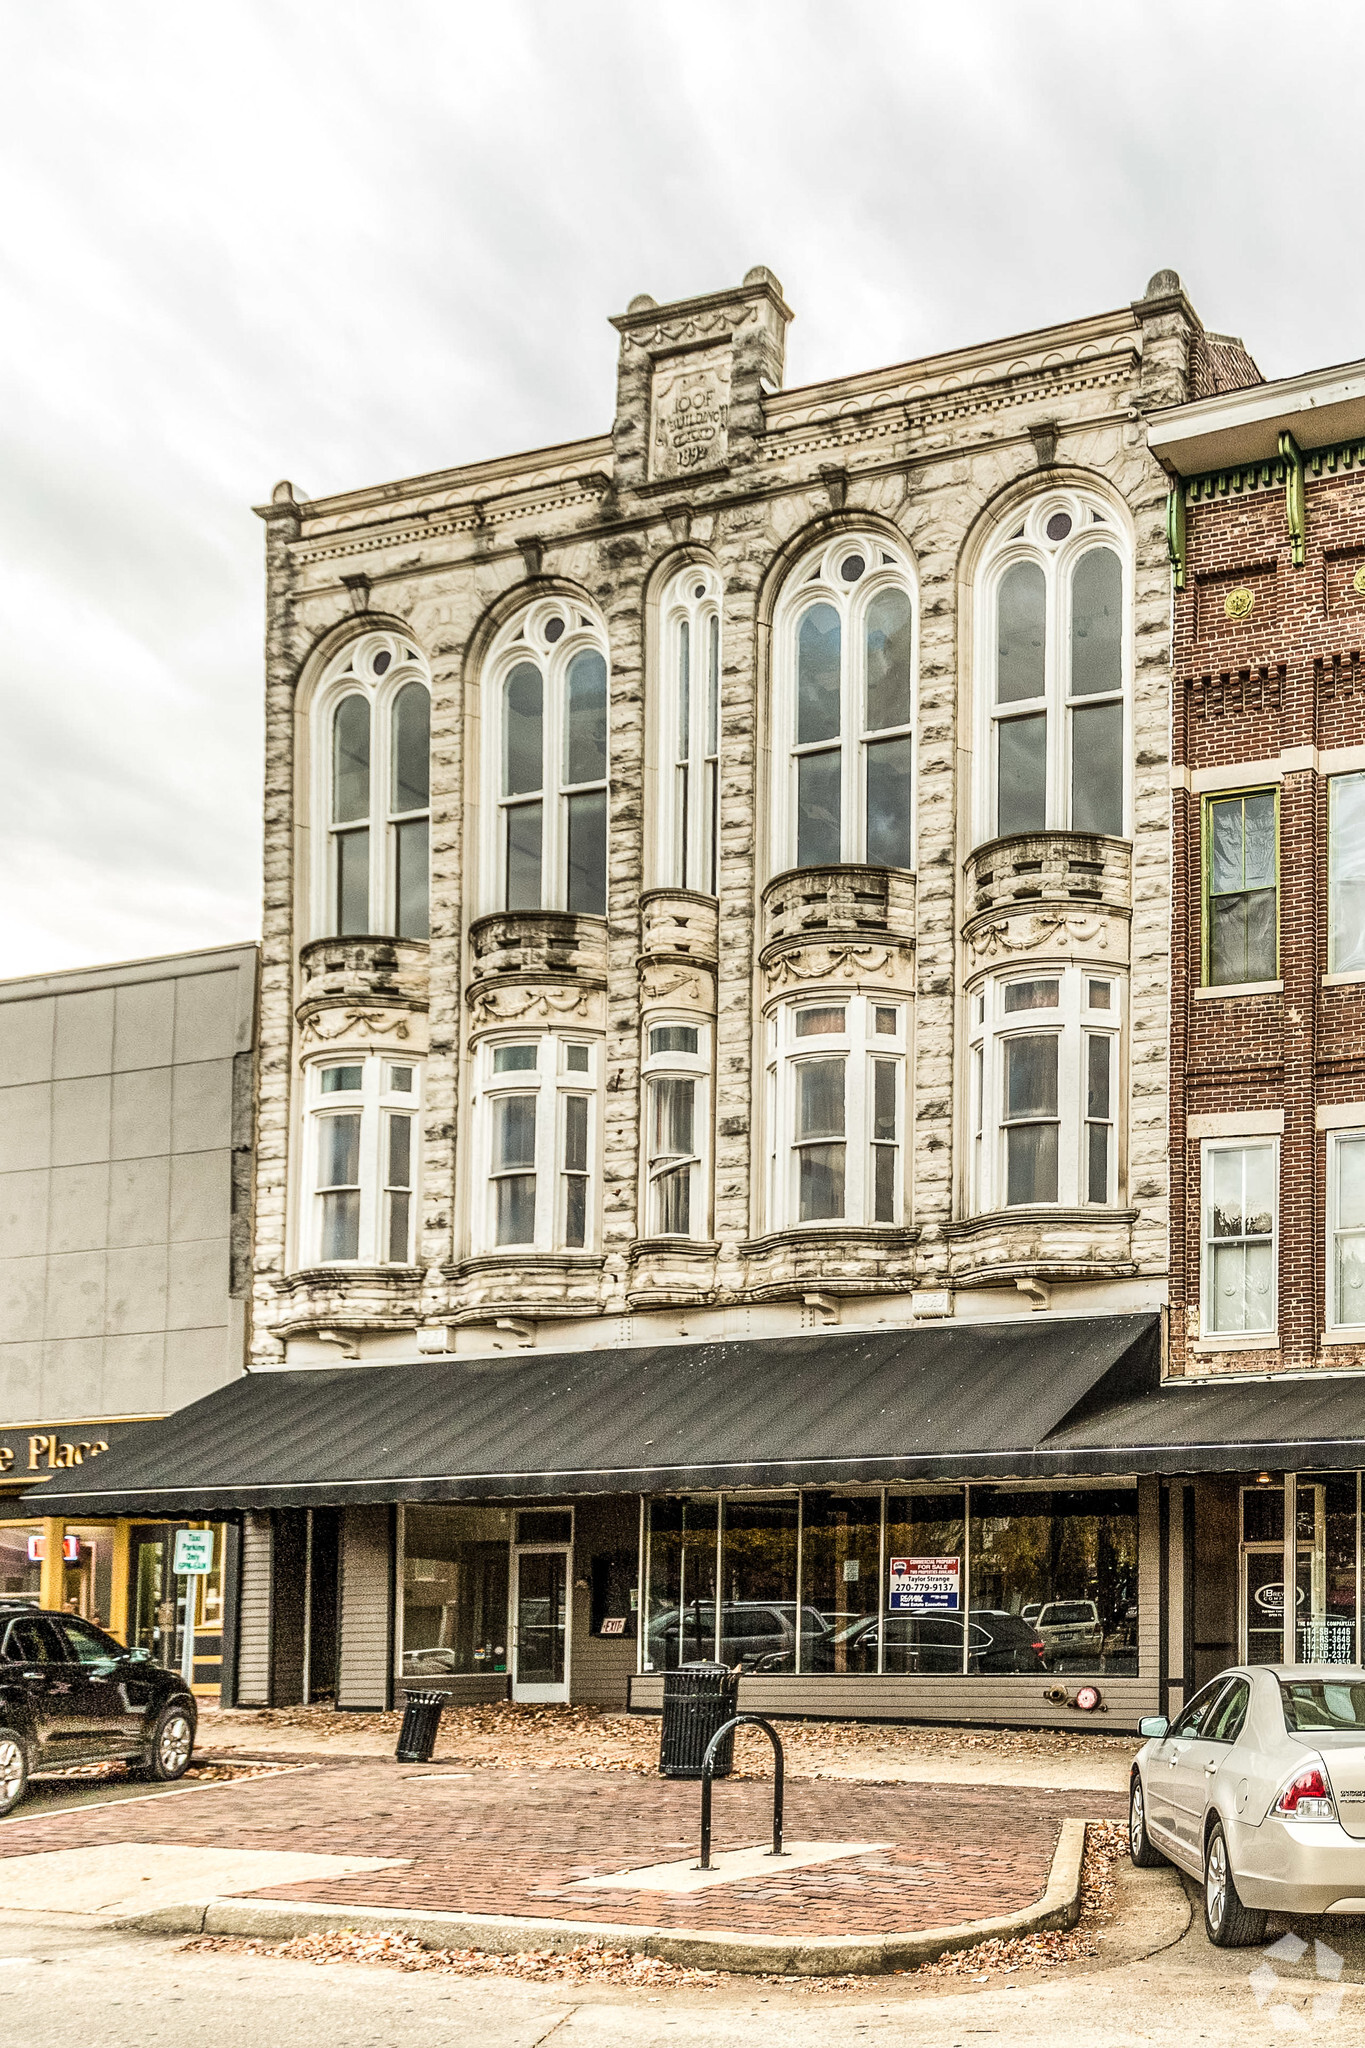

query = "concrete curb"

[{"left": 117, "top": 1816, "right": 1088, "bottom": 1977}]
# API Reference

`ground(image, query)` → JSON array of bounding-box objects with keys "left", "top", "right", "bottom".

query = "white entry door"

[{"left": 511, "top": 1546, "right": 571, "bottom": 1702}]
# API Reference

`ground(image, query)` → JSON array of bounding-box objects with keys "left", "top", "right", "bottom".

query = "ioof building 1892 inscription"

[{"left": 649, "top": 345, "right": 731, "bottom": 481}]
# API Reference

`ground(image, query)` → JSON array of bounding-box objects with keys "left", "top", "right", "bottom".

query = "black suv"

[{"left": 0, "top": 1604, "right": 197, "bottom": 1817}]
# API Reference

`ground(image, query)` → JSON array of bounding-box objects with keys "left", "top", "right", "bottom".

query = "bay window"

[
  {"left": 967, "top": 970, "right": 1119, "bottom": 1212},
  {"left": 476, "top": 1033, "right": 599, "bottom": 1254},
  {"left": 1201, "top": 1137, "right": 1277, "bottom": 1338},
  {"left": 642, "top": 1020, "right": 710, "bottom": 1238},
  {"left": 765, "top": 995, "right": 905, "bottom": 1229},
  {"left": 315, "top": 633, "right": 431, "bottom": 941},
  {"left": 978, "top": 493, "right": 1128, "bottom": 843},
  {"left": 304, "top": 1056, "right": 421, "bottom": 1268},
  {"left": 657, "top": 567, "right": 721, "bottom": 894},
  {"left": 486, "top": 603, "right": 609, "bottom": 916},
  {"left": 772, "top": 535, "right": 916, "bottom": 874}
]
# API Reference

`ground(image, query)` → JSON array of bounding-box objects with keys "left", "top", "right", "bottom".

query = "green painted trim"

[
  {"left": 1200, "top": 786, "right": 1280, "bottom": 987},
  {"left": 1167, "top": 487, "right": 1187, "bottom": 591},
  {"left": 1279, "top": 431, "right": 1306, "bottom": 568}
]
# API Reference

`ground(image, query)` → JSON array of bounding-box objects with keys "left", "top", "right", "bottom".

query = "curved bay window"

[
  {"left": 978, "top": 492, "right": 1128, "bottom": 842},
  {"left": 316, "top": 633, "right": 431, "bottom": 939},
  {"left": 303, "top": 1055, "right": 421, "bottom": 1267},
  {"left": 487, "top": 602, "right": 608, "bottom": 916},
  {"left": 764, "top": 994, "right": 906, "bottom": 1229},
  {"left": 772, "top": 535, "right": 916, "bottom": 874},
  {"left": 642, "top": 1019, "right": 711, "bottom": 1238},
  {"left": 474, "top": 1032, "right": 600, "bottom": 1254},
  {"left": 657, "top": 567, "right": 721, "bottom": 894},
  {"left": 967, "top": 969, "right": 1119, "bottom": 1213}
]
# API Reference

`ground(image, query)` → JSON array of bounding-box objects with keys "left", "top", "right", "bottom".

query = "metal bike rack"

[{"left": 697, "top": 1713, "right": 786, "bottom": 1870}]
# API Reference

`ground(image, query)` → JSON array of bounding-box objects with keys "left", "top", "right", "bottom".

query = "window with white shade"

[
  {"left": 1328, "top": 1131, "right": 1365, "bottom": 1330},
  {"left": 1330, "top": 774, "right": 1365, "bottom": 975},
  {"left": 642, "top": 1020, "right": 710, "bottom": 1238},
  {"left": 1201, "top": 1138, "right": 1277, "bottom": 1338},
  {"left": 314, "top": 633, "right": 431, "bottom": 941},
  {"left": 475, "top": 1034, "right": 599, "bottom": 1254},
  {"left": 304, "top": 1057, "right": 421, "bottom": 1267},
  {"left": 967, "top": 970, "right": 1119, "bottom": 1213},
  {"left": 657, "top": 568, "right": 721, "bottom": 894},
  {"left": 484, "top": 602, "right": 608, "bottom": 916},
  {"left": 976, "top": 493, "right": 1128, "bottom": 844},
  {"left": 764, "top": 995, "right": 906, "bottom": 1229},
  {"left": 770, "top": 536, "right": 916, "bottom": 875}
]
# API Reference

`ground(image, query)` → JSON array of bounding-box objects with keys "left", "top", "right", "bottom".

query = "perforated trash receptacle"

[
  {"left": 659, "top": 1662, "right": 738, "bottom": 1779},
  {"left": 395, "top": 1689, "right": 446, "bottom": 1763}
]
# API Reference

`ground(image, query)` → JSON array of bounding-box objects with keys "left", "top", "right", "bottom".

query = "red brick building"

[{"left": 1150, "top": 360, "right": 1365, "bottom": 1684}]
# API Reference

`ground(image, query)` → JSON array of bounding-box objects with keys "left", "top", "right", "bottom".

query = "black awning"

[
  {"left": 1047, "top": 1370, "right": 1365, "bottom": 1474},
  {"left": 21, "top": 1313, "right": 1160, "bottom": 1516}
]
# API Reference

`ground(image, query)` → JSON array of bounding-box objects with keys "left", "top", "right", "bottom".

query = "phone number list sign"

[{"left": 888, "top": 1556, "right": 960, "bottom": 1612}]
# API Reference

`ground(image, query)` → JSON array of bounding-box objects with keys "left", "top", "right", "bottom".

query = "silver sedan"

[{"left": 1131, "top": 1666, "right": 1365, "bottom": 1945}]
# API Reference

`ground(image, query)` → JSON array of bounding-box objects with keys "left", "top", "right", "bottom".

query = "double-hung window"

[
  {"left": 774, "top": 536, "right": 916, "bottom": 874},
  {"left": 306, "top": 1057, "right": 420, "bottom": 1267},
  {"left": 657, "top": 569, "right": 721, "bottom": 894},
  {"left": 478, "top": 1034, "right": 599, "bottom": 1254},
  {"left": 642, "top": 1021, "right": 710, "bottom": 1238},
  {"left": 317, "top": 634, "right": 431, "bottom": 941},
  {"left": 967, "top": 971, "right": 1119, "bottom": 1212},
  {"left": 980, "top": 494, "right": 1127, "bottom": 843},
  {"left": 1201, "top": 1138, "right": 1277, "bottom": 1337},
  {"left": 765, "top": 996, "right": 905, "bottom": 1228},
  {"left": 489, "top": 604, "right": 609, "bottom": 916},
  {"left": 1328, "top": 1132, "right": 1365, "bottom": 1331},
  {"left": 1203, "top": 789, "right": 1278, "bottom": 986},
  {"left": 1329, "top": 774, "right": 1365, "bottom": 976}
]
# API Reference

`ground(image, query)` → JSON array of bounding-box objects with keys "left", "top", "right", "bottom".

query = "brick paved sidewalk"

[{"left": 0, "top": 1760, "right": 1124, "bottom": 1940}]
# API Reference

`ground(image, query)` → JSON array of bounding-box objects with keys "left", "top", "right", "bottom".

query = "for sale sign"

[{"left": 888, "top": 1556, "right": 961, "bottom": 1612}]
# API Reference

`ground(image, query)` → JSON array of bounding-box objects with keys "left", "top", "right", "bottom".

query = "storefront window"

[
  {"left": 402, "top": 1506, "right": 511, "bottom": 1678},
  {"left": 1296, "top": 1475, "right": 1358, "bottom": 1664},
  {"left": 799, "top": 1492, "right": 881, "bottom": 1670},
  {"left": 719, "top": 1497, "right": 799, "bottom": 1672},
  {"left": 644, "top": 1496, "right": 718, "bottom": 1672},
  {"left": 0, "top": 1526, "right": 40, "bottom": 1601},
  {"left": 881, "top": 1489, "right": 967, "bottom": 1674},
  {"left": 969, "top": 1486, "right": 1138, "bottom": 1675}
]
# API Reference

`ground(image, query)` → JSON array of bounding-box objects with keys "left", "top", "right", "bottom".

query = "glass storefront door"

[
  {"left": 511, "top": 1547, "right": 569, "bottom": 1701},
  {"left": 1241, "top": 1545, "right": 1307, "bottom": 1664}
]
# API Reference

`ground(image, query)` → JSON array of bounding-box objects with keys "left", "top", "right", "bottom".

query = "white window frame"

[
  {"left": 656, "top": 567, "right": 722, "bottom": 895},
  {"left": 1327, "top": 1130, "right": 1365, "bottom": 1332},
  {"left": 308, "top": 631, "right": 431, "bottom": 942},
  {"left": 641, "top": 1018, "right": 712, "bottom": 1239},
  {"left": 472, "top": 1032, "right": 601, "bottom": 1255},
  {"left": 966, "top": 968, "right": 1121, "bottom": 1214},
  {"left": 769, "top": 533, "right": 918, "bottom": 876},
  {"left": 763, "top": 994, "right": 907, "bottom": 1230},
  {"left": 973, "top": 490, "right": 1132, "bottom": 846},
  {"left": 480, "top": 600, "right": 610, "bottom": 917},
  {"left": 301, "top": 1054, "right": 422, "bottom": 1269},
  {"left": 1328, "top": 773, "right": 1365, "bottom": 977},
  {"left": 1200, "top": 1136, "right": 1278, "bottom": 1341}
]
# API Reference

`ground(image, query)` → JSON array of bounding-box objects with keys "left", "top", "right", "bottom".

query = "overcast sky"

[{"left": 1, "top": 1, "right": 1360, "bottom": 976}]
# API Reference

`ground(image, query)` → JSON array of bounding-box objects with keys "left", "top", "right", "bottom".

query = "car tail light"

[
  {"left": 1032, "top": 1640, "right": 1046, "bottom": 1656},
  {"left": 1272, "top": 1763, "right": 1336, "bottom": 1822}
]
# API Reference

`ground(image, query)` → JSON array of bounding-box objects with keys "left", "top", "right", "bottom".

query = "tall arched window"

[
  {"left": 485, "top": 601, "right": 609, "bottom": 916},
  {"left": 978, "top": 492, "right": 1128, "bottom": 843},
  {"left": 772, "top": 535, "right": 916, "bottom": 874},
  {"left": 316, "top": 633, "right": 431, "bottom": 940},
  {"left": 656, "top": 566, "right": 721, "bottom": 893}
]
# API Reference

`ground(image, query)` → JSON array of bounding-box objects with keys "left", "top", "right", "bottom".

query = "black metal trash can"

[
  {"left": 395, "top": 1688, "right": 447, "bottom": 1763},
  {"left": 659, "top": 1662, "right": 738, "bottom": 1779}
]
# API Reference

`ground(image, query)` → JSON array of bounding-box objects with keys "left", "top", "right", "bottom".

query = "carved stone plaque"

[{"left": 649, "top": 346, "right": 731, "bottom": 481}]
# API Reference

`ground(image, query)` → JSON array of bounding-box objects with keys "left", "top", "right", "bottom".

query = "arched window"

[
  {"left": 656, "top": 566, "right": 721, "bottom": 893},
  {"left": 316, "top": 633, "right": 431, "bottom": 940},
  {"left": 486, "top": 601, "right": 609, "bottom": 916},
  {"left": 772, "top": 535, "right": 915, "bottom": 874},
  {"left": 978, "top": 492, "right": 1128, "bottom": 843}
]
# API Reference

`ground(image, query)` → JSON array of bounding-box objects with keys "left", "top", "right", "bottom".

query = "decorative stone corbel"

[
  {"left": 1166, "top": 485, "right": 1187, "bottom": 592},
  {"left": 804, "top": 1292, "right": 840, "bottom": 1325},
  {"left": 315, "top": 1328, "right": 361, "bottom": 1359},
  {"left": 1278, "top": 430, "right": 1305, "bottom": 567},
  {"left": 495, "top": 1316, "right": 536, "bottom": 1347},
  {"left": 818, "top": 463, "right": 848, "bottom": 511},
  {"left": 1029, "top": 421, "right": 1059, "bottom": 469},
  {"left": 1015, "top": 1277, "right": 1052, "bottom": 1311},
  {"left": 341, "top": 572, "right": 371, "bottom": 614},
  {"left": 516, "top": 536, "right": 545, "bottom": 578}
]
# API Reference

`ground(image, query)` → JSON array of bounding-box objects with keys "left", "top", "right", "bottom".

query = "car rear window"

[
  {"left": 1046, "top": 1604, "right": 1095, "bottom": 1624},
  {"left": 1281, "top": 1681, "right": 1365, "bottom": 1731}
]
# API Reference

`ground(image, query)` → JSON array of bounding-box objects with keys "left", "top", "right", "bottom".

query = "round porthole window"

[
  {"left": 372, "top": 649, "right": 392, "bottom": 675},
  {"left": 839, "top": 553, "right": 866, "bottom": 583},
  {"left": 1045, "top": 511, "right": 1073, "bottom": 542},
  {"left": 544, "top": 616, "right": 566, "bottom": 643}
]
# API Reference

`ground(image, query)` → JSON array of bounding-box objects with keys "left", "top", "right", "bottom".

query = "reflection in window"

[
  {"left": 402, "top": 1505, "right": 511, "bottom": 1678},
  {"left": 1202, "top": 1138, "right": 1276, "bottom": 1335},
  {"left": 1205, "top": 790, "right": 1277, "bottom": 985},
  {"left": 970, "top": 1487, "right": 1138, "bottom": 1676},
  {"left": 643, "top": 1496, "right": 718, "bottom": 1672}
]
